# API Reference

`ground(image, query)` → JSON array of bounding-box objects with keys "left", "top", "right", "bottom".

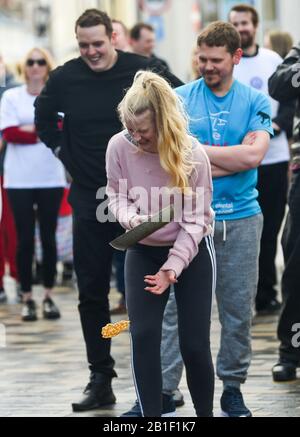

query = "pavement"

[{"left": 0, "top": 272, "right": 299, "bottom": 418}]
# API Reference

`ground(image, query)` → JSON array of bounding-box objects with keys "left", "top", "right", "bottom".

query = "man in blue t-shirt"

[{"left": 160, "top": 21, "right": 272, "bottom": 418}]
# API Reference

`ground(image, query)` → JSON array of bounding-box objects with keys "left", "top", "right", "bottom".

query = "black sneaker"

[
  {"left": 22, "top": 300, "right": 38, "bottom": 321},
  {"left": 42, "top": 297, "right": 61, "bottom": 320},
  {"left": 0, "top": 289, "right": 7, "bottom": 304},
  {"left": 121, "top": 393, "right": 176, "bottom": 417},
  {"left": 272, "top": 361, "right": 297, "bottom": 382},
  {"left": 256, "top": 298, "right": 281, "bottom": 315},
  {"left": 220, "top": 387, "right": 252, "bottom": 417}
]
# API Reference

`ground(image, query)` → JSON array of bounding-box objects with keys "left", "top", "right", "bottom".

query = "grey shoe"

[{"left": 172, "top": 388, "right": 185, "bottom": 407}]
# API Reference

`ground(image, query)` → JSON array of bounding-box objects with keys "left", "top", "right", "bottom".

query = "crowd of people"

[{"left": 0, "top": 3, "right": 299, "bottom": 417}]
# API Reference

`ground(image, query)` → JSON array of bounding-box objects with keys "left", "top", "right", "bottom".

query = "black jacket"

[
  {"left": 269, "top": 44, "right": 300, "bottom": 102},
  {"left": 34, "top": 51, "right": 183, "bottom": 206},
  {"left": 269, "top": 44, "right": 300, "bottom": 141}
]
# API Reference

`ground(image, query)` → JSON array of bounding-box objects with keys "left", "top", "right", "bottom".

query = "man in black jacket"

[
  {"left": 34, "top": 9, "right": 183, "bottom": 412},
  {"left": 268, "top": 43, "right": 300, "bottom": 382}
]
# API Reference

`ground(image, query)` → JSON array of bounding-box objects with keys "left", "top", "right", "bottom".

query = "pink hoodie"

[{"left": 106, "top": 130, "right": 214, "bottom": 277}]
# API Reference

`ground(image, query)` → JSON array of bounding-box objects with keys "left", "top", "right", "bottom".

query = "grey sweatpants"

[{"left": 161, "top": 214, "right": 263, "bottom": 389}]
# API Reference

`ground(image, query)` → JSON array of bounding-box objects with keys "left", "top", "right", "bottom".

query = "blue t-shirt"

[{"left": 176, "top": 79, "right": 273, "bottom": 220}]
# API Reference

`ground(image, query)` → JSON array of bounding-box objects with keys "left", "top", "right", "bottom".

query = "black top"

[
  {"left": 269, "top": 43, "right": 300, "bottom": 102},
  {"left": 34, "top": 51, "right": 183, "bottom": 209},
  {"left": 269, "top": 43, "right": 300, "bottom": 141}
]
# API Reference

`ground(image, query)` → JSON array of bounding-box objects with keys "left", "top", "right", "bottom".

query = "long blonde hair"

[{"left": 118, "top": 71, "right": 194, "bottom": 191}]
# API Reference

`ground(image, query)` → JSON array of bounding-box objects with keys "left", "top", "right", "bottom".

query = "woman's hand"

[
  {"left": 129, "top": 214, "right": 149, "bottom": 229},
  {"left": 144, "top": 270, "right": 177, "bottom": 295}
]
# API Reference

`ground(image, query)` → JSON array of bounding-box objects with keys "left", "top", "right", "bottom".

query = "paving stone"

[{"left": 0, "top": 275, "right": 299, "bottom": 417}]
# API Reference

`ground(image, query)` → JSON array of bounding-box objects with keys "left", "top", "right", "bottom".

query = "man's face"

[
  {"left": 229, "top": 11, "right": 257, "bottom": 49},
  {"left": 198, "top": 44, "right": 241, "bottom": 90},
  {"left": 76, "top": 24, "right": 116, "bottom": 72},
  {"left": 112, "top": 22, "right": 129, "bottom": 51},
  {"left": 131, "top": 28, "right": 155, "bottom": 57}
]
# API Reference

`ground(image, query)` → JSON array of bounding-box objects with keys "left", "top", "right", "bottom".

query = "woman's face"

[
  {"left": 264, "top": 34, "right": 271, "bottom": 49},
  {"left": 126, "top": 110, "right": 158, "bottom": 153},
  {"left": 25, "top": 50, "right": 48, "bottom": 83}
]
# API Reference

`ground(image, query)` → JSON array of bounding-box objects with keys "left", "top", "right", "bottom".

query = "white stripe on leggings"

[
  {"left": 205, "top": 234, "right": 217, "bottom": 316},
  {"left": 129, "top": 333, "right": 145, "bottom": 417}
]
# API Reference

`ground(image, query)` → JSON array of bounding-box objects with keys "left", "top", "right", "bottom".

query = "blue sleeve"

[{"left": 248, "top": 92, "right": 274, "bottom": 136}]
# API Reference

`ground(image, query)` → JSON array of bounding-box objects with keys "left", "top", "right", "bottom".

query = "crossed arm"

[{"left": 203, "top": 130, "right": 270, "bottom": 177}]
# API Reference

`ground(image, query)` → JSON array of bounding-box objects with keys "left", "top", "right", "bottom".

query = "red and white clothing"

[{"left": 0, "top": 85, "right": 66, "bottom": 189}]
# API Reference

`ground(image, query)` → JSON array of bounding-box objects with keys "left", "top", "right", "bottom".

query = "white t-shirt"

[
  {"left": 0, "top": 85, "right": 66, "bottom": 188},
  {"left": 234, "top": 47, "right": 290, "bottom": 165}
]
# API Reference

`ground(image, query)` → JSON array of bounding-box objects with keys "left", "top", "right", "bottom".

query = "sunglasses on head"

[{"left": 26, "top": 59, "right": 47, "bottom": 67}]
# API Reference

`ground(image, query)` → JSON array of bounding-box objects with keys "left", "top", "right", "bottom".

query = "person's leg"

[
  {"left": 215, "top": 215, "right": 263, "bottom": 416},
  {"left": 36, "top": 188, "right": 63, "bottom": 293},
  {"left": 7, "top": 189, "right": 35, "bottom": 294},
  {"left": 0, "top": 179, "right": 5, "bottom": 292},
  {"left": 273, "top": 171, "right": 300, "bottom": 379},
  {"left": 256, "top": 162, "right": 288, "bottom": 311},
  {"left": 7, "top": 189, "right": 36, "bottom": 320},
  {"left": 175, "top": 235, "right": 216, "bottom": 417},
  {"left": 71, "top": 210, "right": 119, "bottom": 411},
  {"left": 125, "top": 244, "right": 171, "bottom": 417},
  {"left": 73, "top": 211, "right": 117, "bottom": 376},
  {"left": 161, "top": 287, "right": 184, "bottom": 395},
  {"left": 2, "top": 184, "right": 18, "bottom": 281}
]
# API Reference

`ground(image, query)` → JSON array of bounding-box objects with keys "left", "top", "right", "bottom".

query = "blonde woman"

[
  {"left": 106, "top": 71, "right": 216, "bottom": 417},
  {"left": 0, "top": 48, "right": 66, "bottom": 321}
]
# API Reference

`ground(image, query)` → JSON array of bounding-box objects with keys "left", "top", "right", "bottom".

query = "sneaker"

[
  {"left": 172, "top": 388, "right": 185, "bottom": 407},
  {"left": 0, "top": 289, "right": 7, "bottom": 304},
  {"left": 256, "top": 298, "right": 281, "bottom": 315},
  {"left": 121, "top": 393, "right": 176, "bottom": 417},
  {"left": 272, "top": 360, "right": 297, "bottom": 382},
  {"left": 22, "top": 299, "right": 38, "bottom": 321},
  {"left": 42, "top": 297, "right": 61, "bottom": 320},
  {"left": 220, "top": 387, "right": 252, "bottom": 417}
]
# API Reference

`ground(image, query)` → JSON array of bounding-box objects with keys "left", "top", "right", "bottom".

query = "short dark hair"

[
  {"left": 112, "top": 19, "right": 129, "bottom": 37},
  {"left": 229, "top": 3, "right": 259, "bottom": 28},
  {"left": 130, "top": 23, "right": 154, "bottom": 41},
  {"left": 197, "top": 21, "right": 241, "bottom": 55},
  {"left": 75, "top": 9, "right": 113, "bottom": 37}
]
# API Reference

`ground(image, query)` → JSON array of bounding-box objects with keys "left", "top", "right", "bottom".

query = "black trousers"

[
  {"left": 256, "top": 162, "right": 289, "bottom": 307},
  {"left": 7, "top": 188, "right": 63, "bottom": 292},
  {"left": 125, "top": 237, "right": 216, "bottom": 417},
  {"left": 72, "top": 207, "right": 121, "bottom": 376},
  {"left": 278, "top": 170, "right": 300, "bottom": 363}
]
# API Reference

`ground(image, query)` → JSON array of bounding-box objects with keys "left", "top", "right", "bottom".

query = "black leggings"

[
  {"left": 7, "top": 188, "right": 63, "bottom": 292},
  {"left": 125, "top": 235, "right": 216, "bottom": 417}
]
